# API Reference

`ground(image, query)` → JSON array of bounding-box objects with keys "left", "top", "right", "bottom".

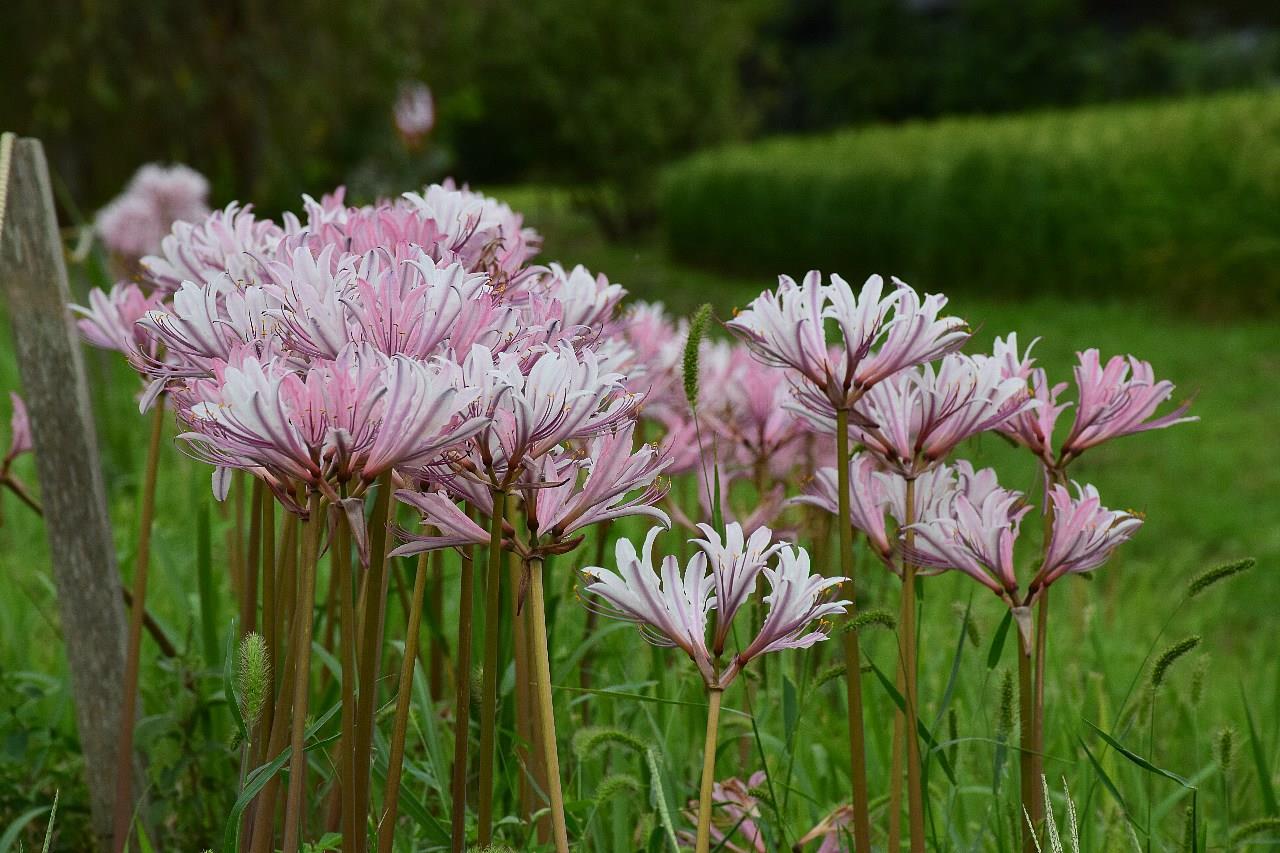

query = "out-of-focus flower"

[
  {"left": 1060, "top": 349, "right": 1196, "bottom": 461},
  {"left": 726, "top": 272, "right": 968, "bottom": 422},
  {"left": 1031, "top": 482, "right": 1143, "bottom": 589},
  {"left": 3, "top": 393, "right": 32, "bottom": 471},
  {"left": 679, "top": 771, "right": 768, "bottom": 852},
  {"left": 582, "top": 527, "right": 719, "bottom": 685},
  {"left": 851, "top": 353, "right": 1034, "bottom": 476},
  {"left": 691, "top": 522, "right": 783, "bottom": 654},
  {"left": 393, "top": 82, "right": 435, "bottom": 144},
  {"left": 96, "top": 164, "right": 210, "bottom": 259}
]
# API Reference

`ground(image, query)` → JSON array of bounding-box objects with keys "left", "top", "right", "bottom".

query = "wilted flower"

[
  {"left": 3, "top": 393, "right": 32, "bottom": 472},
  {"left": 96, "top": 163, "right": 210, "bottom": 259},
  {"left": 1060, "top": 349, "right": 1196, "bottom": 461}
]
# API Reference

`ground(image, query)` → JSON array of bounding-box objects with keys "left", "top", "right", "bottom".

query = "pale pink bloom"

[
  {"left": 792, "top": 454, "right": 895, "bottom": 561},
  {"left": 391, "top": 490, "right": 491, "bottom": 556},
  {"left": 850, "top": 353, "right": 1034, "bottom": 476},
  {"left": 535, "top": 263, "right": 626, "bottom": 332},
  {"left": 96, "top": 164, "right": 210, "bottom": 259},
  {"left": 1031, "top": 482, "right": 1142, "bottom": 589},
  {"left": 708, "top": 351, "right": 811, "bottom": 478},
  {"left": 257, "top": 245, "right": 357, "bottom": 360},
  {"left": 281, "top": 193, "right": 443, "bottom": 258},
  {"left": 4, "top": 393, "right": 32, "bottom": 470},
  {"left": 797, "top": 804, "right": 857, "bottom": 852},
  {"left": 178, "top": 346, "right": 483, "bottom": 496},
  {"left": 726, "top": 272, "right": 968, "bottom": 417},
  {"left": 71, "top": 282, "right": 166, "bottom": 362},
  {"left": 621, "top": 300, "right": 686, "bottom": 414},
  {"left": 691, "top": 522, "right": 784, "bottom": 654},
  {"left": 1060, "top": 349, "right": 1196, "bottom": 461},
  {"left": 582, "top": 527, "right": 718, "bottom": 685},
  {"left": 520, "top": 422, "right": 671, "bottom": 540},
  {"left": 393, "top": 82, "right": 435, "bottom": 143},
  {"left": 666, "top": 466, "right": 789, "bottom": 536},
  {"left": 402, "top": 181, "right": 541, "bottom": 277},
  {"left": 725, "top": 545, "right": 848, "bottom": 681},
  {"left": 138, "top": 277, "right": 279, "bottom": 375},
  {"left": 905, "top": 484, "right": 1032, "bottom": 595},
  {"left": 457, "top": 343, "right": 638, "bottom": 488},
  {"left": 679, "top": 771, "right": 768, "bottom": 852},
  {"left": 142, "top": 202, "right": 283, "bottom": 294}
]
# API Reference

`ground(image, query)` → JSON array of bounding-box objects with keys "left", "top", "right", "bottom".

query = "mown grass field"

[{"left": 1, "top": 184, "right": 1277, "bottom": 850}]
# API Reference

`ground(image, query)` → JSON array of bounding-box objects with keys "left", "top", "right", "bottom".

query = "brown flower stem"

[
  {"left": 111, "top": 398, "right": 164, "bottom": 853},
  {"left": 450, "top": 542, "right": 476, "bottom": 853},
  {"left": 256, "top": 496, "right": 277, "bottom": 768},
  {"left": 334, "top": 503, "right": 359, "bottom": 848},
  {"left": 241, "top": 479, "right": 263, "bottom": 636},
  {"left": 477, "top": 489, "right": 507, "bottom": 847},
  {"left": 428, "top": 549, "right": 445, "bottom": 701},
  {"left": 511, "top": 545, "right": 534, "bottom": 826},
  {"left": 377, "top": 550, "right": 431, "bottom": 853},
  {"left": 694, "top": 688, "right": 724, "bottom": 853},
  {"left": 887, "top": 655, "right": 906, "bottom": 851},
  {"left": 901, "top": 478, "right": 926, "bottom": 852},
  {"left": 281, "top": 492, "right": 324, "bottom": 853},
  {"left": 1017, "top": 624, "right": 1040, "bottom": 853},
  {"left": 353, "top": 472, "right": 394, "bottom": 852},
  {"left": 834, "top": 408, "right": 872, "bottom": 852},
  {"left": 528, "top": 556, "right": 570, "bottom": 852},
  {"left": 578, "top": 519, "right": 612, "bottom": 726},
  {"left": 1, "top": 475, "right": 43, "bottom": 515}
]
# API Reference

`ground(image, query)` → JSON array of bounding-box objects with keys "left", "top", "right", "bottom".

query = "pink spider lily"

[
  {"left": 401, "top": 181, "right": 542, "bottom": 279},
  {"left": 519, "top": 423, "right": 672, "bottom": 543},
  {"left": 142, "top": 202, "right": 284, "bottom": 293},
  {"left": 534, "top": 263, "right": 626, "bottom": 331},
  {"left": 904, "top": 485, "right": 1032, "bottom": 596},
  {"left": 679, "top": 771, "right": 769, "bottom": 852},
  {"left": 726, "top": 271, "right": 969, "bottom": 416},
  {"left": 95, "top": 163, "right": 210, "bottom": 260},
  {"left": 391, "top": 490, "right": 492, "bottom": 555},
  {"left": 139, "top": 277, "right": 280, "bottom": 376},
  {"left": 620, "top": 300, "right": 686, "bottom": 415},
  {"left": 1059, "top": 349, "right": 1196, "bottom": 462},
  {"left": 71, "top": 282, "right": 166, "bottom": 364},
  {"left": 691, "top": 522, "right": 784, "bottom": 655},
  {"left": 582, "top": 528, "right": 847, "bottom": 689},
  {"left": 581, "top": 527, "right": 719, "bottom": 685},
  {"left": 1030, "top": 482, "right": 1143, "bottom": 590},
  {"left": 849, "top": 353, "right": 1035, "bottom": 477},
  {"left": 454, "top": 343, "right": 639, "bottom": 490},
  {"left": 177, "top": 345, "right": 484, "bottom": 502}
]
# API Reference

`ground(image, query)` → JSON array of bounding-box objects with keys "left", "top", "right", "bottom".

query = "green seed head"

[
  {"left": 1217, "top": 727, "right": 1234, "bottom": 771},
  {"left": 997, "top": 669, "right": 1015, "bottom": 741},
  {"left": 1187, "top": 557, "right": 1255, "bottom": 599},
  {"left": 1150, "top": 635, "right": 1201, "bottom": 691},
  {"left": 682, "top": 303, "right": 713, "bottom": 410},
  {"left": 237, "top": 632, "right": 270, "bottom": 729}
]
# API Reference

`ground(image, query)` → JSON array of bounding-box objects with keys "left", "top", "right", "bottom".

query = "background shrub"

[{"left": 661, "top": 90, "right": 1280, "bottom": 312}]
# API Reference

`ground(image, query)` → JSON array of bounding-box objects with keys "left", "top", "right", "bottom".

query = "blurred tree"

[{"left": 451, "top": 0, "right": 765, "bottom": 237}]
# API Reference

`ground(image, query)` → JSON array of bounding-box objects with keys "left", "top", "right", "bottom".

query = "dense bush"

[{"left": 661, "top": 90, "right": 1280, "bottom": 311}]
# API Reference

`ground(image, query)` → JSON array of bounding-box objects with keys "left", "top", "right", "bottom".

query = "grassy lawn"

[{"left": 0, "top": 185, "right": 1275, "bottom": 849}]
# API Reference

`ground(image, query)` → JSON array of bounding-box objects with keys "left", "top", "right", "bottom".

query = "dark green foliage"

[{"left": 662, "top": 91, "right": 1280, "bottom": 312}]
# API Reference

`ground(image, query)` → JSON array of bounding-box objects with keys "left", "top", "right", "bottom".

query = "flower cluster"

[{"left": 581, "top": 523, "right": 848, "bottom": 688}]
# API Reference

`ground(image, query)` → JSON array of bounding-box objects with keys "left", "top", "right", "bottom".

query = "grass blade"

[{"left": 1241, "top": 686, "right": 1279, "bottom": 815}]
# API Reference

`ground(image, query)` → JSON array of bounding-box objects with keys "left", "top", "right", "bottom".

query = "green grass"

[
  {"left": 1, "top": 186, "right": 1277, "bottom": 850},
  {"left": 660, "top": 89, "right": 1280, "bottom": 313}
]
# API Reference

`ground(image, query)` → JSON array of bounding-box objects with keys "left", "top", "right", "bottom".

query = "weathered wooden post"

[{"left": 0, "top": 133, "right": 128, "bottom": 850}]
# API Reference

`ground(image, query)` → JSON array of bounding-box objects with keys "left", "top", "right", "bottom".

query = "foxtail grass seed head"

[
  {"left": 1189, "top": 655, "right": 1208, "bottom": 707},
  {"left": 1231, "top": 817, "right": 1280, "bottom": 845},
  {"left": 846, "top": 607, "right": 897, "bottom": 634},
  {"left": 571, "top": 726, "right": 650, "bottom": 761},
  {"left": 237, "top": 632, "right": 269, "bottom": 729},
  {"left": 1150, "top": 635, "right": 1201, "bottom": 691},
  {"left": 1217, "top": 727, "right": 1235, "bottom": 771},
  {"left": 683, "top": 303, "right": 713, "bottom": 410},
  {"left": 1181, "top": 803, "right": 1196, "bottom": 852},
  {"left": 998, "top": 669, "right": 1015, "bottom": 741},
  {"left": 594, "top": 773, "right": 644, "bottom": 805},
  {"left": 1187, "top": 557, "right": 1255, "bottom": 598}
]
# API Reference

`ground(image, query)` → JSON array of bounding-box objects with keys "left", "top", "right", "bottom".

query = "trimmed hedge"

[{"left": 661, "top": 91, "right": 1280, "bottom": 311}]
